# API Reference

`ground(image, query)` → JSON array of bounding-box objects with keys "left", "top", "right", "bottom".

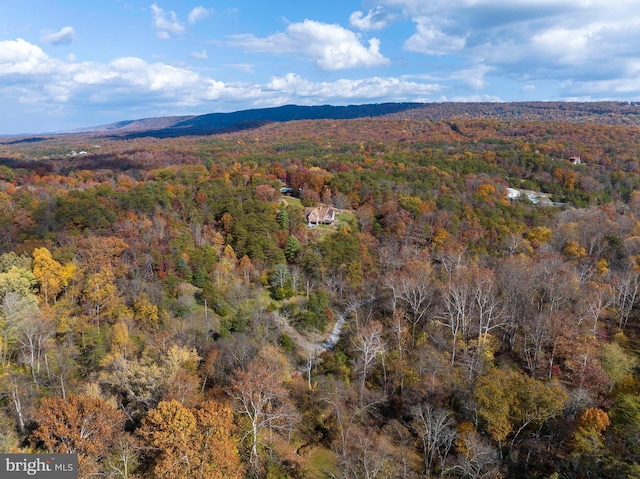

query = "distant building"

[
  {"left": 569, "top": 156, "right": 582, "bottom": 164},
  {"left": 306, "top": 206, "right": 336, "bottom": 226}
]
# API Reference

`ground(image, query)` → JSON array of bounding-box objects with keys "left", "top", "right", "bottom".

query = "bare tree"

[
  {"left": 320, "top": 378, "right": 380, "bottom": 460},
  {"left": 496, "top": 255, "right": 537, "bottom": 351},
  {"left": 410, "top": 403, "right": 456, "bottom": 477},
  {"left": 437, "top": 264, "right": 506, "bottom": 375},
  {"left": 464, "top": 269, "right": 505, "bottom": 379},
  {"left": 518, "top": 255, "right": 580, "bottom": 376},
  {"left": 521, "top": 312, "right": 553, "bottom": 377},
  {"left": 472, "top": 269, "right": 505, "bottom": 340},
  {"left": 452, "top": 427, "right": 501, "bottom": 479},
  {"left": 390, "top": 261, "right": 437, "bottom": 348},
  {"left": 611, "top": 268, "right": 640, "bottom": 330},
  {"left": 1, "top": 292, "right": 39, "bottom": 367},
  {"left": 289, "top": 265, "right": 303, "bottom": 294},
  {"left": 2, "top": 292, "right": 52, "bottom": 386},
  {"left": 215, "top": 333, "right": 258, "bottom": 376},
  {"left": 577, "top": 281, "right": 614, "bottom": 334},
  {"left": 304, "top": 343, "right": 319, "bottom": 389},
  {"left": 270, "top": 263, "right": 291, "bottom": 290},
  {"left": 382, "top": 420, "right": 415, "bottom": 479},
  {"left": 229, "top": 346, "right": 299, "bottom": 471},
  {"left": 105, "top": 435, "right": 140, "bottom": 479},
  {"left": 16, "top": 313, "right": 53, "bottom": 386},
  {"left": 352, "top": 321, "right": 386, "bottom": 405},
  {"left": 337, "top": 427, "right": 393, "bottom": 479},
  {"left": 437, "top": 266, "right": 473, "bottom": 365},
  {"left": 343, "top": 287, "right": 377, "bottom": 330}
]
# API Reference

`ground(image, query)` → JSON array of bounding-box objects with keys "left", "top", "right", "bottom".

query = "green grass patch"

[
  {"left": 336, "top": 212, "right": 358, "bottom": 231},
  {"left": 254, "top": 288, "right": 274, "bottom": 308},
  {"left": 305, "top": 224, "right": 334, "bottom": 242},
  {"left": 282, "top": 196, "right": 302, "bottom": 207},
  {"left": 303, "top": 446, "right": 339, "bottom": 479}
]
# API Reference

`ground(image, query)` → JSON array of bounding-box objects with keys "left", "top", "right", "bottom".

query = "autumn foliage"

[{"left": 1, "top": 110, "right": 640, "bottom": 478}]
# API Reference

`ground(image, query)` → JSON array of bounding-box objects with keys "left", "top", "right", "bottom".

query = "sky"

[{"left": 1, "top": 1, "right": 640, "bottom": 135}]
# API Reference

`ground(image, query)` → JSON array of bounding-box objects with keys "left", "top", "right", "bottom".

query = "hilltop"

[
  {"left": 4, "top": 101, "right": 640, "bottom": 141},
  {"left": 85, "top": 101, "right": 640, "bottom": 138}
]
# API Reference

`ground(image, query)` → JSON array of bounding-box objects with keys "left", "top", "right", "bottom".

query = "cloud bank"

[
  {"left": 0, "top": 37, "right": 440, "bottom": 132},
  {"left": 373, "top": 0, "right": 640, "bottom": 88}
]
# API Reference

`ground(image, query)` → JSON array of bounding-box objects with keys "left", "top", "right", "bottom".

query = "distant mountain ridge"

[
  {"left": 10, "top": 101, "right": 640, "bottom": 140},
  {"left": 98, "top": 101, "right": 640, "bottom": 139},
  {"left": 385, "top": 101, "right": 640, "bottom": 125},
  {"left": 83, "top": 115, "right": 195, "bottom": 133},
  {"left": 89, "top": 103, "right": 425, "bottom": 138}
]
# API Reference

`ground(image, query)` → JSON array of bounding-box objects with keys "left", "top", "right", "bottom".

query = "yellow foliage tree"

[
  {"left": 476, "top": 183, "right": 496, "bottom": 200},
  {"left": 212, "top": 232, "right": 225, "bottom": 259},
  {"left": 110, "top": 322, "right": 133, "bottom": 359},
  {"left": 214, "top": 244, "right": 237, "bottom": 289},
  {"left": 595, "top": 259, "right": 609, "bottom": 277},
  {"left": 133, "top": 294, "right": 160, "bottom": 329},
  {"left": 473, "top": 368, "right": 567, "bottom": 447},
  {"left": 0, "top": 266, "right": 37, "bottom": 299},
  {"left": 563, "top": 240, "right": 587, "bottom": 259},
  {"left": 139, "top": 400, "right": 196, "bottom": 479},
  {"left": 139, "top": 399, "right": 243, "bottom": 479},
  {"left": 32, "top": 247, "right": 75, "bottom": 304},
  {"left": 192, "top": 401, "right": 244, "bottom": 479},
  {"left": 83, "top": 269, "right": 118, "bottom": 329},
  {"left": 431, "top": 227, "right": 451, "bottom": 251},
  {"left": 525, "top": 226, "right": 553, "bottom": 248}
]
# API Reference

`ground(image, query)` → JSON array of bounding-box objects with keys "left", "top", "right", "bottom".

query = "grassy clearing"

[
  {"left": 302, "top": 446, "right": 339, "bottom": 479},
  {"left": 336, "top": 211, "right": 358, "bottom": 231},
  {"left": 282, "top": 196, "right": 302, "bottom": 207}
]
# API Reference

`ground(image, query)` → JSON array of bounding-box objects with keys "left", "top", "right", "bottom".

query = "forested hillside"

[
  {"left": 34, "top": 101, "right": 640, "bottom": 137},
  {"left": 1, "top": 114, "right": 640, "bottom": 478}
]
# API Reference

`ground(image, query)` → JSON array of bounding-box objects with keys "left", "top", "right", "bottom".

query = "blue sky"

[{"left": 1, "top": 0, "right": 640, "bottom": 134}]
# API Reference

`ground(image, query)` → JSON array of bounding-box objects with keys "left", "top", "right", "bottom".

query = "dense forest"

[{"left": 2, "top": 110, "right": 640, "bottom": 479}]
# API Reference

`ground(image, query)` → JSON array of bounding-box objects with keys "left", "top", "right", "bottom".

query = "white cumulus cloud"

[
  {"left": 188, "top": 6, "right": 212, "bottom": 24},
  {"left": 404, "top": 17, "right": 467, "bottom": 55},
  {"left": 0, "top": 38, "right": 54, "bottom": 74},
  {"left": 0, "top": 38, "right": 219, "bottom": 107},
  {"left": 264, "top": 73, "right": 442, "bottom": 101},
  {"left": 151, "top": 3, "right": 184, "bottom": 39},
  {"left": 375, "top": 0, "right": 640, "bottom": 97},
  {"left": 41, "top": 26, "right": 76, "bottom": 45},
  {"left": 350, "top": 7, "right": 393, "bottom": 31},
  {"left": 228, "top": 19, "right": 389, "bottom": 70},
  {"left": 0, "top": 38, "right": 449, "bottom": 133}
]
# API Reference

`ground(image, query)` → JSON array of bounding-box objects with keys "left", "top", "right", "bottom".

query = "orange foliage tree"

[
  {"left": 138, "top": 399, "right": 243, "bottom": 479},
  {"left": 30, "top": 395, "right": 126, "bottom": 478}
]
